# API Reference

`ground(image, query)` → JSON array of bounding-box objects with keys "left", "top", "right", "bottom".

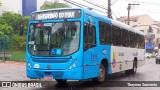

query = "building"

[
  {"left": 119, "top": 14, "right": 160, "bottom": 54},
  {"left": 0, "top": 0, "right": 46, "bottom": 16}
]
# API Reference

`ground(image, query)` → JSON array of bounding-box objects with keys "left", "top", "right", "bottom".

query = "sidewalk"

[
  {"left": 0, "top": 60, "right": 27, "bottom": 81},
  {"left": 0, "top": 60, "right": 25, "bottom": 66}
]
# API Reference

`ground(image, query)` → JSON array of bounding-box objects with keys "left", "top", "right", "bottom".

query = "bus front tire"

[
  {"left": 55, "top": 79, "right": 67, "bottom": 83},
  {"left": 92, "top": 63, "right": 106, "bottom": 82}
]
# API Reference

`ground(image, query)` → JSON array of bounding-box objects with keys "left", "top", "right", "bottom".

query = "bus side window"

[
  {"left": 122, "top": 29, "right": 129, "bottom": 47},
  {"left": 129, "top": 31, "right": 137, "bottom": 48},
  {"left": 84, "top": 23, "right": 96, "bottom": 50},
  {"left": 99, "top": 21, "right": 112, "bottom": 45},
  {"left": 112, "top": 26, "right": 121, "bottom": 46}
]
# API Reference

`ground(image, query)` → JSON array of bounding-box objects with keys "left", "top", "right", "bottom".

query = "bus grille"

[{"left": 32, "top": 59, "right": 69, "bottom": 63}]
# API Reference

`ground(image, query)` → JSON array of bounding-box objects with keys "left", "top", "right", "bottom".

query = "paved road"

[{"left": 0, "top": 59, "right": 160, "bottom": 90}]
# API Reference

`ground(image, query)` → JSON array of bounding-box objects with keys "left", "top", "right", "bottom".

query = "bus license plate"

[{"left": 44, "top": 75, "right": 53, "bottom": 81}]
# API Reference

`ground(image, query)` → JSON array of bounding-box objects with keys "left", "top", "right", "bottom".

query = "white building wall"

[
  {"left": 37, "top": 0, "right": 46, "bottom": 11},
  {"left": 0, "top": 0, "right": 22, "bottom": 15},
  {"left": 0, "top": 0, "right": 46, "bottom": 15}
]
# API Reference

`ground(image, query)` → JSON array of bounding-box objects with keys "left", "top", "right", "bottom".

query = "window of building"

[
  {"left": 132, "top": 25, "right": 138, "bottom": 27},
  {"left": 133, "top": 19, "right": 138, "bottom": 22},
  {"left": 157, "top": 29, "right": 160, "bottom": 34},
  {"left": 156, "top": 38, "right": 160, "bottom": 42},
  {"left": 139, "top": 30, "right": 144, "bottom": 32},
  {"left": 148, "top": 26, "right": 153, "bottom": 34}
]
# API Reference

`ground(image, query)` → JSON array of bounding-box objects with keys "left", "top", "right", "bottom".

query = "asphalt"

[{"left": 0, "top": 59, "right": 160, "bottom": 90}]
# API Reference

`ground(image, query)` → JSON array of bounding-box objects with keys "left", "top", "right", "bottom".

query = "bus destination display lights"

[{"left": 31, "top": 10, "right": 81, "bottom": 20}]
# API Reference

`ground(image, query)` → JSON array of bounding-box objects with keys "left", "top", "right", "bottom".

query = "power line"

[
  {"left": 63, "top": 0, "right": 107, "bottom": 13},
  {"left": 63, "top": 0, "right": 83, "bottom": 8},
  {"left": 133, "top": 8, "right": 160, "bottom": 14},
  {"left": 83, "top": 0, "right": 107, "bottom": 10},
  {"left": 131, "top": 0, "right": 160, "bottom": 5},
  {"left": 111, "top": 0, "right": 118, "bottom": 5},
  {"left": 112, "top": 7, "right": 121, "bottom": 17},
  {"left": 84, "top": 0, "right": 118, "bottom": 18},
  {"left": 63, "top": 0, "right": 118, "bottom": 19}
]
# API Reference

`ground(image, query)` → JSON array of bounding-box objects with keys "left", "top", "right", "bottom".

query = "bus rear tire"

[
  {"left": 55, "top": 79, "right": 67, "bottom": 83},
  {"left": 125, "top": 60, "right": 137, "bottom": 75},
  {"left": 92, "top": 63, "right": 106, "bottom": 82},
  {"left": 130, "top": 61, "right": 137, "bottom": 74}
]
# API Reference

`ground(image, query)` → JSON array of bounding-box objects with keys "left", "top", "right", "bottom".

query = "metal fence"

[
  {"left": 0, "top": 37, "right": 12, "bottom": 61},
  {"left": 0, "top": 36, "right": 26, "bottom": 62}
]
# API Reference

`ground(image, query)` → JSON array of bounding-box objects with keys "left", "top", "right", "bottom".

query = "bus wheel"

[
  {"left": 125, "top": 70, "right": 131, "bottom": 75},
  {"left": 93, "top": 63, "right": 106, "bottom": 82},
  {"left": 55, "top": 79, "right": 67, "bottom": 83},
  {"left": 131, "top": 61, "right": 137, "bottom": 74}
]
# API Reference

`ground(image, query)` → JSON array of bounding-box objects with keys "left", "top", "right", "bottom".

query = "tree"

[
  {"left": 40, "top": 1, "right": 70, "bottom": 10},
  {"left": 0, "top": 1, "right": 2, "bottom": 6},
  {"left": 0, "top": 12, "right": 29, "bottom": 51},
  {"left": 0, "top": 12, "right": 24, "bottom": 34}
]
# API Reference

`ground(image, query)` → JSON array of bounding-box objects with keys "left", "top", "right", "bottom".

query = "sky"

[
  {"left": 47, "top": 0, "right": 160, "bottom": 21},
  {"left": 112, "top": 0, "right": 160, "bottom": 21}
]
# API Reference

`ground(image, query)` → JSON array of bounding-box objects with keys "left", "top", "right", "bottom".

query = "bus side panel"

[
  {"left": 83, "top": 14, "right": 112, "bottom": 79},
  {"left": 97, "top": 45, "right": 112, "bottom": 74},
  {"left": 137, "top": 49, "right": 145, "bottom": 67},
  {"left": 111, "top": 46, "right": 145, "bottom": 73},
  {"left": 83, "top": 14, "right": 99, "bottom": 79}
]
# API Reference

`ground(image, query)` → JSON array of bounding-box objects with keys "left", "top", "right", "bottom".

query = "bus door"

[{"left": 83, "top": 15, "right": 99, "bottom": 79}]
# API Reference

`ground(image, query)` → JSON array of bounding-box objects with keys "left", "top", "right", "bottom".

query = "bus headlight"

[
  {"left": 27, "top": 62, "right": 32, "bottom": 68},
  {"left": 34, "top": 64, "right": 40, "bottom": 69},
  {"left": 68, "top": 60, "right": 78, "bottom": 70}
]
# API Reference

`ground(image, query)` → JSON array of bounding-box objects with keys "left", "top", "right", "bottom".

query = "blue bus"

[{"left": 25, "top": 8, "right": 145, "bottom": 83}]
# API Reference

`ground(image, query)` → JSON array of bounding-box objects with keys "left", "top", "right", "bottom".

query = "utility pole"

[
  {"left": 127, "top": 3, "right": 139, "bottom": 25},
  {"left": 108, "top": 0, "right": 112, "bottom": 18}
]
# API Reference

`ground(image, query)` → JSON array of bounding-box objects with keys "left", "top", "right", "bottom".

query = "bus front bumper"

[{"left": 26, "top": 67, "right": 83, "bottom": 80}]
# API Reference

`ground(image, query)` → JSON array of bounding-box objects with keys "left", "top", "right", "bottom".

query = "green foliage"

[
  {"left": 40, "top": 1, "right": 70, "bottom": 10},
  {"left": 12, "top": 34, "right": 26, "bottom": 50},
  {"left": 0, "top": 12, "right": 23, "bottom": 34},
  {"left": 0, "top": 23, "right": 13, "bottom": 35},
  {"left": 0, "top": 12, "right": 29, "bottom": 51},
  {"left": 23, "top": 16, "right": 30, "bottom": 32},
  {"left": 0, "top": 1, "right": 2, "bottom": 6}
]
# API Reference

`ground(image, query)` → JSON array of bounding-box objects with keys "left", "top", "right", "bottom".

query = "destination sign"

[{"left": 31, "top": 9, "right": 81, "bottom": 20}]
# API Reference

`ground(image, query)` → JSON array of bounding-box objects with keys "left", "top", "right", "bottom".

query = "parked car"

[{"left": 156, "top": 55, "right": 160, "bottom": 64}]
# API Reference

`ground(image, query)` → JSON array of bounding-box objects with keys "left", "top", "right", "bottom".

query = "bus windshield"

[{"left": 28, "top": 21, "right": 80, "bottom": 56}]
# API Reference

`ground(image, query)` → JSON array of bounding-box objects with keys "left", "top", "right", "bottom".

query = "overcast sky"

[
  {"left": 112, "top": 0, "right": 160, "bottom": 21},
  {"left": 48, "top": 0, "right": 160, "bottom": 21}
]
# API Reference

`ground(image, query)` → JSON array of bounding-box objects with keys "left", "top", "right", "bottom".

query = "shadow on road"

[{"left": 32, "top": 72, "right": 136, "bottom": 90}]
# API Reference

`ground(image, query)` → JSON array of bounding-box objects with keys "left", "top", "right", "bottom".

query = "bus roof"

[
  {"left": 82, "top": 8, "right": 144, "bottom": 36},
  {"left": 31, "top": 8, "right": 144, "bottom": 36},
  {"left": 31, "top": 8, "right": 82, "bottom": 13}
]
